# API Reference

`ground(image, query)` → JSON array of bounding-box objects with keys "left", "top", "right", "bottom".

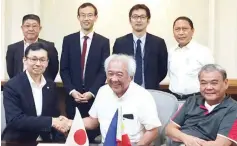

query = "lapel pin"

[{"left": 47, "top": 86, "right": 49, "bottom": 89}]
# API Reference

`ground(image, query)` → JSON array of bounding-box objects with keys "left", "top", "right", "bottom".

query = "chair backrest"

[
  {"left": 147, "top": 89, "right": 178, "bottom": 145},
  {"left": 1, "top": 91, "right": 6, "bottom": 133}
]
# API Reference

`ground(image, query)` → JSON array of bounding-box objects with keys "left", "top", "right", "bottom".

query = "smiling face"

[
  {"left": 106, "top": 60, "right": 132, "bottom": 97},
  {"left": 24, "top": 49, "right": 48, "bottom": 77},
  {"left": 78, "top": 6, "right": 97, "bottom": 32},
  {"left": 21, "top": 19, "right": 41, "bottom": 42},
  {"left": 173, "top": 19, "right": 194, "bottom": 47},
  {"left": 199, "top": 70, "right": 228, "bottom": 105}
]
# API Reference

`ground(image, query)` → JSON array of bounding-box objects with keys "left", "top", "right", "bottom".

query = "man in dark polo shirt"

[{"left": 165, "top": 64, "right": 237, "bottom": 146}]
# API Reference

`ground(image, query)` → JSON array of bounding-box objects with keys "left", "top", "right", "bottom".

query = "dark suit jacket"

[
  {"left": 6, "top": 39, "right": 59, "bottom": 81},
  {"left": 2, "top": 72, "right": 64, "bottom": 142},
  {"left": 60, "top": 32, "right": 110, "bottom": 118},
  {"left": 113, "top": 33, "right": 168, "bottom": 89}
]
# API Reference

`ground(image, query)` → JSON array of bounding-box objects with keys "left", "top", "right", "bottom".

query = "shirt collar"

[
  {"left": 24, "top": 38, "right": 38, "bottom": 46},
  {"left": 204, "top": 101, "right": 219, "bottom": 112},
  {"left": 26, "top": 70, "right": 46, "bottom": 88},
  {"left": 133, "top": 33, "right": 146, "bottom": 44},
  {"left": 175, "top": 39, "right": 195, "bottom": 50},
  {"left": 112, "top": 81, "right": 134, "bottom": 100},
  {"left": 197, "top": 95, "right": 230, "bottom": 109},
  {"left": 80, "top": 31, "right": 94, "bottom": 40}
]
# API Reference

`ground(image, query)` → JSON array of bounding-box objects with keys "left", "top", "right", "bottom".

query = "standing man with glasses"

[
  {"left": 168, "top": 16, "right": 214, "bottom": 101},
  {"left": 60, "top": 2, "right": 110, "bottom": 142},
  {"left": 113, "top": 4, "right": 168, "bottom": 90},
  {"left": 6, "top": 14, "right": 59, "bottom": 81}
]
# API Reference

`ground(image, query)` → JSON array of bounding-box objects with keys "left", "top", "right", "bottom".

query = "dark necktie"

[
  {"left": 81, "top": 36, "right": 89, "bottom": 79},
  {"left": 134, "top": 39, "right": 143, "bottom": 85}
]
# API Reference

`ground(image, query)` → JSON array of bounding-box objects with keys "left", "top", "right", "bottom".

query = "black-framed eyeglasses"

[
  {"left": 131, "top": 15, "right": 147, "bottom": 21},
  {"left": 26, "top": 57, "right": 48, "bottom": 64}
]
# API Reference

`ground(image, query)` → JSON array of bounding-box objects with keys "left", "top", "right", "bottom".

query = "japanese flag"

[{"left": 65, "top": 108, "right": 89, "bottom": 146}]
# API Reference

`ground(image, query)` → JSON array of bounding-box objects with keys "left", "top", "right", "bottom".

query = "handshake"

[{"left": 52, "top": 116, "right": 73, "bottom": 134}]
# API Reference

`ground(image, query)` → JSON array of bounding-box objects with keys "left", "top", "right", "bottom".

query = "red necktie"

[{"left": 81, "top": 36, "right": 89, "bottom": 79}]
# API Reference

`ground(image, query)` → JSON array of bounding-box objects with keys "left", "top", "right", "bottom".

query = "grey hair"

[
  {"left": 104, "top": 54, "right": 136, "bottom": 77},
  {"left": 198, "top": 64, "right": 227, "bottom": 80}
]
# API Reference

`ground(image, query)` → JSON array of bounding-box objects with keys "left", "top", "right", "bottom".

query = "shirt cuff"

[
  {"left": 88, "top": 91, "right": 95, "bottom": 98},
  {"left": 69, "top": 89, "right": 76, "bottom": 95}
]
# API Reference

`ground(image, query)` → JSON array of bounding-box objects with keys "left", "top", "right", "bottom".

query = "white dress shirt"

[
  {"left": 26, "top": 71, "right": 46, "bottom": 116},
  {"left": 168, "top": 40, "right": 214, "bottom": 95},
  {"left": 89, "top": 81, "right": 161, "bottom": 143}
]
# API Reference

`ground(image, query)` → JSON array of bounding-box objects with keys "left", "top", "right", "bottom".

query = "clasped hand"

[
  {"left": 71, "top": 91, "right": 93, "bottom": 103},
  {"left": 52, "top": 116, "right": 72, "bottom": 133}
]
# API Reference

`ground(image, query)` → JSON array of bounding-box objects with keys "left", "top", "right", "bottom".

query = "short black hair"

[
  {"left": 129, "top": 4, "right": 151, "bottom": 20},
  {"left": 173, "top": 16, "right": 194, "bottom": 29},
  {"left": 24, "top": 42, "right": 49, "bottom": 58},
  {"left": 77, "top": 2, "right": 98, "bottom": 16},
  {"left": 22, "top": 14, "right": 41, "bottom": 25}
]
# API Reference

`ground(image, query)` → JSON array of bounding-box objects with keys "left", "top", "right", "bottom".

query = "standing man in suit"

[
  {"left": 113, "top": 4, "right": 168, "bottom": 89},
  {"left": 6, "top": 14, "right": 59, "bottom": 81},
  {"left": 2, "top": 42, "right": 68, "bottom": 142},
  {"left": 60, "top": 2, "right": 110, "bottom": 142}
]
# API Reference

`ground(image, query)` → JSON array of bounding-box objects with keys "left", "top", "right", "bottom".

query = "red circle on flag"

[{"left": 74, "top": 129, "right": 87, "bottom": 145}]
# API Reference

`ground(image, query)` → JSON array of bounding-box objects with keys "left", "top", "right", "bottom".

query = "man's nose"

[
  {"left": 35, "top": 59, "right": 41, "bottom": 65},
  {"left": 178, "top": 30, "right": 184, "bottom": 35},
  {"left": 206, "top": 83, "right": 213, "bottom": 89},
  {"left": 28, "top": 26, "right": 34, "bottom": 31},
  {"left": 110, "top": 76, "right": 118, "bottom": 82}
]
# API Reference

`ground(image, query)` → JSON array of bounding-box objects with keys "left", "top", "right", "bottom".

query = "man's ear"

[
  {"left": 224, "top": 79, "right": 229, "bottom": 90},
  {"left": 23, "top": 57, "right": 26, "bottom": 63}
]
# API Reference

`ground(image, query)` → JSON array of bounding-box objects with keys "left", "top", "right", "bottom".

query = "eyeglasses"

[
  {"left": 131, "top": 15, "right": 147, "bottom": 21},
  {"left": 23, "top": 24, "right": 40, "bottom": 30},
  {"left": 26, "top": 57, "right": 48, "bottom": 64},
  {"left": 79, "top": 13, "right": 95, "bottom": 19}
]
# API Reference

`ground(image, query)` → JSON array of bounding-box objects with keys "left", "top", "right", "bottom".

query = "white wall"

[
  {"left": 0, "top": 0, "right": 5, "bottom": 80},
  {"left": 39, "top": 0, "right": 209, "bottom": 51},
  {"left": 1, "top": 0, "right": 237, "bottom": 81},
  {"left": 214, "top": 0, "right": 237, "bottom": 78}
]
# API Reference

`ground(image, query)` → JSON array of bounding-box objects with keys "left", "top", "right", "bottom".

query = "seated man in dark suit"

[
  {"left": 2, "top": 42, "right": 68, "bottom": 142},
  {"left": 113, "top": 4, "right": 168, "bottom": 89},
  {"left": 166, "top": 64, "right": 237, "bottom": 146},
  {"left": 6, "top": 14, "right": 59, "bottom": 81}
]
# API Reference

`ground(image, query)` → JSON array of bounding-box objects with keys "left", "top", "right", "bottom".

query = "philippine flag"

[
  {"left": 104, "top": 107, "right": 131, "bottom": 146},
  {"left": 65, "top": 108, "right": 89, "bottom": 146}
]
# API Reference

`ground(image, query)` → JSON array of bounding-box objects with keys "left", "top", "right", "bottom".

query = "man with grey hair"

[
  {"left": 166, "top": 64, "right": 237, "bottom": 146},
  {"left": 82, "top": 54, "right": 161, "bottom": 145}
]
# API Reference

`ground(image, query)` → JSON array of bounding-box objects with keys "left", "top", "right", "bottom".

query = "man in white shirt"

[
  {"left": 168, "top": 16, "right": 214, "bottom": 100},
  {"left": 82, "top": 54, "right": 161, "bottom": 145},
  {"left": 3, "top": 42, "right": 69, "bottom": 142}
]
